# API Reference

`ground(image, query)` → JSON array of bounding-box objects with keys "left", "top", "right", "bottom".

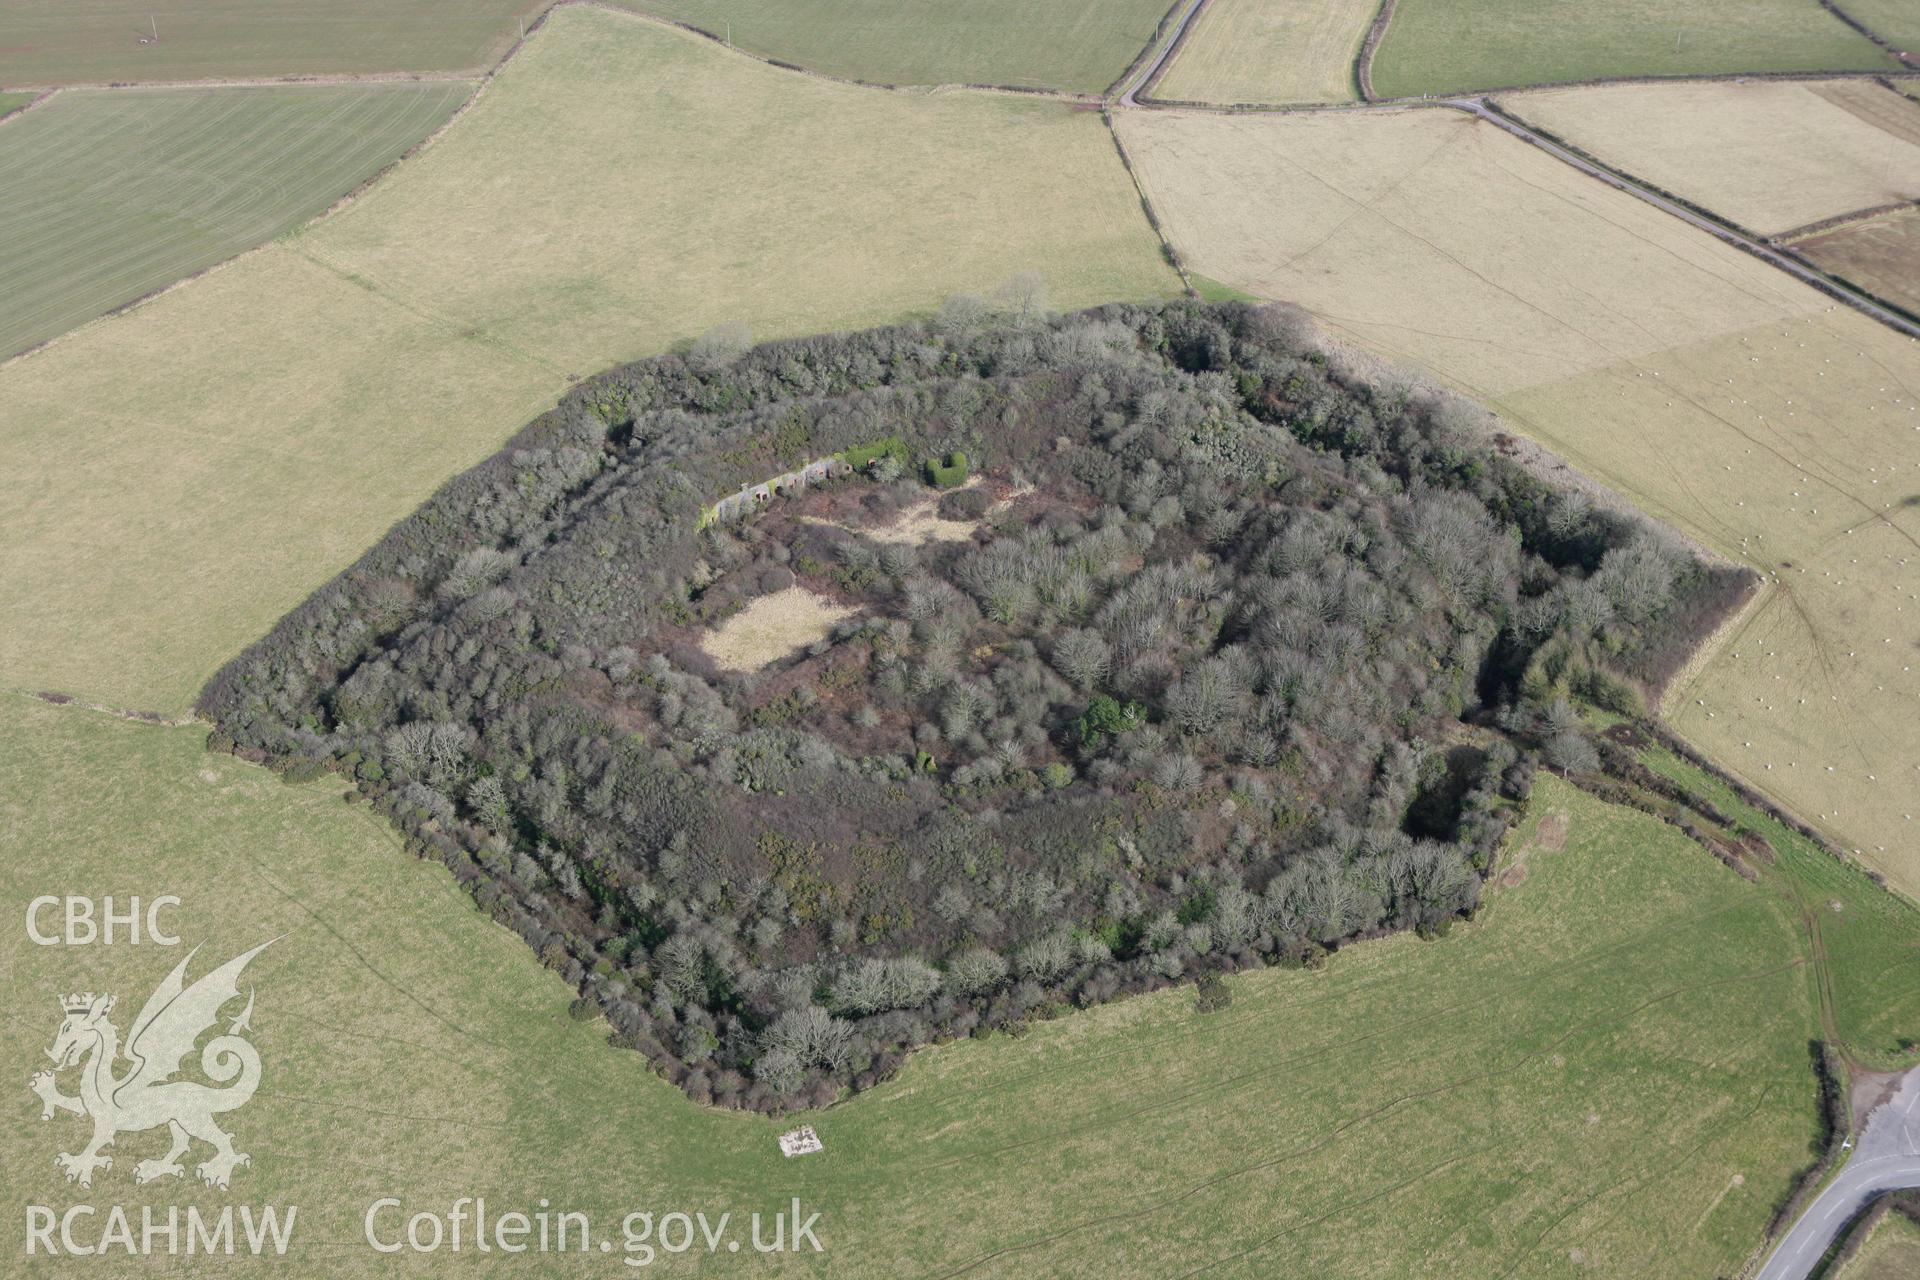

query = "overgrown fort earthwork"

[{"left": 202, "top": 300, "right": 1751, "bottom": 1110}]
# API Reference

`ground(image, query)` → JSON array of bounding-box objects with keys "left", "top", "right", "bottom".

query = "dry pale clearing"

[
  {"left": 0, "top": 4, "right": 1177, "bottom": 713},
  {"left": 1502, "top": 79, "right": 1920, "bottom": 236},
  {"left": 1149, "top": 0, "right": 1376, "bottom": 104},
  {"left": 702, "top": 586, "right": 858, "bottom": 670},
  {"left": 806, "top": 476, "right": 992, "bottom": 546},
  {"left": 1119, "top": 106, "right": 1920, "bottom": 898}
]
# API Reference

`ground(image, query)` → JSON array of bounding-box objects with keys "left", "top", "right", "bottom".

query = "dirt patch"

[
  {"left": 1603, "top": 722, "right": 1650, "bottom": 748},
  {"left": 805, "top": 476, "right": 989, "bottom": 547},
  {"left": 1497, "top": 811, "right": 1570, "bottom": 888},
  {"left": 988, "top": 482, "right": 1035, "bottom": 515},
  {"left": 1849, "top": 1064, "right": 1907, "bottom": 1132},
  {"left": 700, "top": 587, "right": 857, "bottom": 672},
  {"left": 1799, "top": 203, "right": 1920, "bottom": 316}
]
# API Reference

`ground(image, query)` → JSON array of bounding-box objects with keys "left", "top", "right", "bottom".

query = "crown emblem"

[{"left": 60, "top": 993, "right": 108, "bottom": 1014}]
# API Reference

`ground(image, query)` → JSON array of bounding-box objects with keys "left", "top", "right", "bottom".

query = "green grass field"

[
  {"left": 623, "top": 0, "right": 1172, "bottom": 92},
  {"left": 0, "top": 5, "right": 1178, "bottom": 714},
  {"left": 0, "top": 694, "right": 1837, "bottom": 1277},
  {"left": 1637, "top": 744, "right": 1920, "bottom": 1066},
  {"left": 1836, "top": 1210, "right": 1920, "bottom": 1280},
  {"left": 0, "top": 0, "right": 539, "bottom": 86},
  {"left": 1843, "top": 0, "right": 1920, "bottom": 50},
  {"left": 0, "top": 90, "right": 35, "bottom": 117},
  {"left": 0, "top": 82, "right": 472, "bottom": 360},
  {"left": 1151, "top": 0, "right": 1375, "bottom": 103},
  {"left": 1369, "top": 0, "right": 1894, "bottom": 97}
]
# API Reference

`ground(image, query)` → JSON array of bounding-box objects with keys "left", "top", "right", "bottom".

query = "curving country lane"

[
  {"left": 1117, "top": 0, "right": 1208, "bottom": 106},
  {"left": 1755, "top": 1066, "right": 1920, "bottom": 1280}
]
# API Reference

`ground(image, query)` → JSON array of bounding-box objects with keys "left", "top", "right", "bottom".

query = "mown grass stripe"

[{"left": 0, "top": 82, "right": 472, "bottom": 359}]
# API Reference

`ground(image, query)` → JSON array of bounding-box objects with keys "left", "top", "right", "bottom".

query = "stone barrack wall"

[{"left": 707, "top": 457, "right": 848, "bottom": 524}]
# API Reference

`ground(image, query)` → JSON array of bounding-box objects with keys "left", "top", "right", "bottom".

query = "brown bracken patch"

[{"left": 1603, "top": 722, "right": 1649, "bottom": 748}]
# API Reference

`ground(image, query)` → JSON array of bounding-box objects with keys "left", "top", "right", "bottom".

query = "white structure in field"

[{"left": 777, "top": 1125, "right": 824, "bottom": 1158}]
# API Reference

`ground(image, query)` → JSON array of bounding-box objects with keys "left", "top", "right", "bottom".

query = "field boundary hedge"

[
  {"left": 1354, "top": 0, "right": 1398, "bottom": 101},
  {"left": 1138, "top": 67, "right": 1920, "bottom": 111}
]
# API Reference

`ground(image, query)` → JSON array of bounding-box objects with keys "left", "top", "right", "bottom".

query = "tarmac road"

[
  {"left": 1755, "top": 1066, "right": 1920, "bottom": 1280},
  {"left": 1116, "top": 0, "right": 1206, "bottom": 107}
]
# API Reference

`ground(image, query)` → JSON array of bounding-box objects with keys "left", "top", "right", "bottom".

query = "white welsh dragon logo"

[{"left": 28, "top": 940, "right": 273, "bottom": 1190}]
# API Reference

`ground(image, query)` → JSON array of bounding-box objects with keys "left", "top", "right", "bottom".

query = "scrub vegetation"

[
  {"left": 1118, "top": 106, "right": 1920, "bottom": 899},
  {"left": 201, "top": 302, "right": 1748, "bottom": 1107}
]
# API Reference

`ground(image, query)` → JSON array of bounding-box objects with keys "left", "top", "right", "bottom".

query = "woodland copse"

[{"left": 203, "top": 301, "right": 1749, "bottom": 1108}]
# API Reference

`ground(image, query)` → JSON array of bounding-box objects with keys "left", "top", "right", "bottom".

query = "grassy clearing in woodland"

[
  {"left": 0, "top": 696, "right": 1828, "bottom": 1277},
  {"left": 0, "top": 4, "right": 1176, "bottom": 713},
  {"left": 1798, "top": 206, "right": 1920, "bottom": 316},
  {"left": 1500, "top": 79, "right": 1920, "bottom": 237},
  {"left": 701, "top": 586, "right": 857, "bottom": 671},
  {"left": 0, "top": 0, "right": 539, "bottom": 86},
  {"left": 1119, "top": 107, "right": 1920, "bottom": 898},
  {"left": 808, "top": 488, "right": 985, "bottom": 545},
  {"left": 622, "top": 0, "right": 1173, "bottom": 93},
  {"left": 1369, "top": 0, "right": 1894, "bottom": 97},
  {"left": 1149, "top": 0, "right": 1375, "bottom": 104},
  {"left": 0, "top": 82, "right": 473, "bottom": 360}
]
